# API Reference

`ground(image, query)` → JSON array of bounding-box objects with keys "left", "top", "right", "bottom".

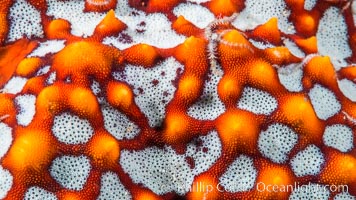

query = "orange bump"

[
  {"left": 207, "top": 0, "right": 243, "bottom": 17},
  {"left": 87, "top": 131, "right": 120, "bottom": 169},
  {"left": 277, "top": 94, "right": 323, "bottom": 144},
  {"left": 172, "top": 16, "right": 202, "bottom": 37},
  {"left": 216, "top": 109, "right": 260, "bottom": 154},
  {"left": 251, "top": 18, "right": 281, "bottom": 45},
  {"left": 294, "top": 36, "right": 318, "bottom": 54},
  {"left": 94, "top": 9, "right": 126, "bottom": 38},
  {"left": 263, "top": 46, "right": 301, "bottom": 65},
  {"left": 295, "top": 13, "right": 317, "bottom": 37},
  {"left": 320, "top": 150, "right": 356, "bottom": 186},
  {"left": 46, "top": 19, "right": 72, "bottom": 40},
  {"left": 0, "top": 39, "right": 38, "bottom": 87},
  {"left": 68, "top": 86, "right": 100, "bottom": 120},
  {"left": 252, "top": 162, "right": 294, "bottom": 199},
  {"left": 0, "top": 94, "right": 17, "bottom": 125},
  {"left": 187, "top": 174, "right": 220, "bottom": 200},
  {"left": 85, "top": 0, "right": 118, "bottom": 12},
  {"left": 22, "top": 76, "right": 46, "bottom": 95},
  {"left": 176, "top": 75, "right": 203, "bottom": 103},
  {"left": 162, "top": 112, "right": 190, "bottom": 144},
  {"left": 36, "top": 84, "right": 65, "bottom": 117},
  {"left": 52, "top": 41, "right": 121, "bottom": 84},
  {"left": 15, "top": 57, "right": 43, "bottom": 77},
  {"left": 304, "top": 56, "right": 337, "bottom": 88},
  {"left": 217, "top": 75, "right": 242, "bottom": 105},
  {"left": 133, "top": 189, "right": 162, "bottom": 200},
  {"left": 218, "top": 30, "right": 254, "bottom": 63},
  {"left": 123, "top": 44, "right": 160, "bottom": 68},
  {"left": 2, "top": 128, "right": 56, "bottom": 173},
  {"left": 248, "top": 59, "right": 284, "bottom": 94},
  {"left": 106, "top": 81, "right": 134, "bottom": 111}
]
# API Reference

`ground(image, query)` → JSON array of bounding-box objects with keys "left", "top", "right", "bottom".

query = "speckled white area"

[
  {"left": 238, "top": 87, "right": 278, "bottom": 115},
  {"left": 47, "top": 0, "right": 105, "bottom": 37},
  {"left": 317, "top": 7, "right": 352, "bottom": 70},
  {"left": 309, "top": 84, "right": 341, "bottom": 120},
  {"left": 8, "top": 0, "right": 43, "bottom": 41},
  {"left": 323, "top": 124, "right": 353, "bottom": 152},
  {"left": 338, "top": 79, "right": 356, "bottom": 102},
  {"left": 50, "top": 155, "right": 91, "bottom": 191},
  {"left": 24, "top": 187, "right": 58, "bottom": 200},
  {"left": 113, "top": 57, "right": 183, "bottom": 127},
  {"left": 334, "top": 192, "right": 356, "bottom": 200},
  {"left": 2, "top": 76, "right": 27, "bottom": 94},
  {"left": 304, "top": 0, "right": 317, "bottom": 11},
  {"left": 97, "top": 172, "right": 131, "bottom": 200},
  {"left": 120, "top": 146, "right": 194, "bottom": 195},
  {"left": 188, "top": 67, "right": 225, "bottom": 120},
  {"left": 103, "top": 0, "right": 186, "bottom": 49},
  {"left": 173, "top": 3, "right": 215, "bottom": 28},
  {"left": 290, "top": 145, "right": 325, "bottom": 177},
  {"left": 277, "top": 63, "right": 303, "bottom": 92},
  {"left": 101, "top": 104, "right": 140, "bottom": 140},
  {"left": 52, "top": 112, "right": 94, "bottom": 145},
  {"left": 0, "top": 123, "right": 12, "bottom": 160},
  {"left": 185, "top": 131, "right": 222, "bottom": 175},
  {"left": 219, "top": 155, "right": 257, "bottom": 192},
  {"left": 289, "top": 183, "right": 330, "bottom": 200},
  {"left": 233, "top": 0, "right": 295, "bottom": 33},
  {"left": 0, "top": 166, "right": 13, "bottom": 199},
  {"left": 15, "top": 95, "right": 36, "bottom": 126},
  {"left": 258, "top": 123, "right": 298, "bottom": 163},
  {"left": 283, "top": 38, "right": 305, "bottom": 58},
  {"left": 28, "top": 40, "right": 66, "bottom": 57}
]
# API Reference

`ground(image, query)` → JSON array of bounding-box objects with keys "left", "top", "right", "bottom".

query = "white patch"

[
  {"left": 317, "top": 7, "right": 352, "bottom": 70},
  {"left": 15, "top": 94, "right": 36, "bottom": 126},
  {"left": 47, "top": 0, "right": 105, "bottom": 37},
  {"left": 36, "top": 65, "right": 51, "bottom": 76},
  {"left": 120, "top": 146, "right": 194, "bottom": 195},
  {"left": 188, "top": 67, "right": 225, "bottom": 120},
  {"left": 173, "top": 3, "right": 215, "bottom": 28},
  {"left": 289, "top": 183, "right": 330, "bottom": 200},
  {"left": 113, "top": 57, "right": 183, "bottom": 127},
  {"left": 104, "top": 6, "right": 185, "bottom": 49},
  {"left": 0, "top": 123, "right": 12, "bottom": 160},
  {"left": 97, "top": 172, "right": 131, "bottom": 200},
  {"left": 233, "top": 0, "right": 295, "bottom": 33},
  {"left": 290, "top": 145, "right": 324, "bottom": 177},
  {"left": 323, "top": 124, "right": 353, "bottom": 152},
  {"left": 8, "top": 0, "right": 43, "bottom": 41},
  {"left": 52, "top": 112, "right": 94, "bottom": 145},
  {"left": 219, "top": 155, "right": 257, "bottom": 192},
  {"left": 283, "top": 38, "right": 305, "bottom": 58},
  {"left": 309, "top": 84, "right": 341, "bottom": 120},
  {"left": 334, "top": 192, "right": 356, "bottom": 200},
  {"left": 91, "top": 80, "right": 101, "bottom": 96},
  {"left": 304, "top": 0, "right": 317, "bottom": 11},
  {"left": 28, "top": 40, "right": 66, "bottom": 57},
  {"left": 102, "top": 104, "right": 140, "bottom": 140},
  {"left": 277, "top": 63, "right": 303, "bottom": 92},
  {"left": 46, "top": 72, "right": 56, "bottom": 85},
  {"left": 0, "top": 166, "right": 13, "bottom": 199},
  {"left": 2, "top": 76, "right": 27, "bottom": 94},
  {"left": 237, "top": 87, "right": 278, "bottom": 115},
  {"left": 185, "top": 131, "right": 222, "bottom": 175},
  {"left": 24, "top": 187, "right": 58, "bottom": 200},
  {"left": 50, "top": 155, "right": 91, "bottom": 191},
  {"left": 258, "top": 123, "right": 298, "bottom": 164},
  {"left": 338, "top": 79, "right": 356, "bottom": 102}
]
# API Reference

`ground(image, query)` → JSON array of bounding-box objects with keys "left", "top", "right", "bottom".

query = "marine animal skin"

[{"left": 0, "top": 0, "right": 355, "bottom": 199}]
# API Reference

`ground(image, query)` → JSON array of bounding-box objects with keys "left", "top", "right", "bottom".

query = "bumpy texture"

[{"left": 0, "top": 0, "right": 356, "bottom": 199}]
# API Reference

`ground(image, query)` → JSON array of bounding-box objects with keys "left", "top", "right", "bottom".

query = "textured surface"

[{"left": 0, "top": 0, "right": 355, "bottom": 199}]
